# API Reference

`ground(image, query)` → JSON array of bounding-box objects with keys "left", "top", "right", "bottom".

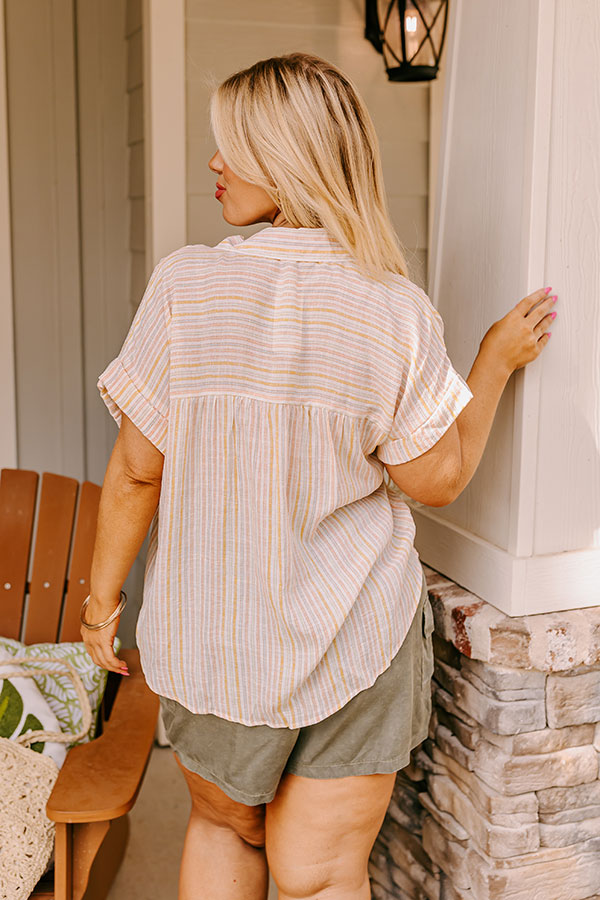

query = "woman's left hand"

[
  {"left": 80, "top": 596, "right": 130, "bottom": 676},
  {"left": 479, "top": 287, "right": 557, "bottom": 375}
]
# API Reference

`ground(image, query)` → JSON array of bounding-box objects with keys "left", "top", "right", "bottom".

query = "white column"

[{"left": 414, "top": 0, "right": 600, "bottom": 615}]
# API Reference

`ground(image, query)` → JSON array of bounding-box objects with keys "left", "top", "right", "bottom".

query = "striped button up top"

[{"left": 97, "top": 225, "right": 473, "bottom": 728}]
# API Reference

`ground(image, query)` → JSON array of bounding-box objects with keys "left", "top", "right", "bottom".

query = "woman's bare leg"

[
  {"left": 174, "top": 752, "right": 268, "bottom": 900},
  {"left": 178, "top": 806, "right": 268, "bottom": 900},
  {"left": 266, "top": 771, "right": 396, "bottom": 900}
]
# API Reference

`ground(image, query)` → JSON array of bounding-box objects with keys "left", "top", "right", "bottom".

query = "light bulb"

[{"left": 404, "top": 12, "right": 420, "bottom": 59}]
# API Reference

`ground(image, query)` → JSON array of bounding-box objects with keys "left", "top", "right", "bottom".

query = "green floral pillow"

[
  {"left": 0, "top": 651, "right": 68, "bottom": 767},
  {"left": 0, "top": 636, "right": 122, "bottom": 745}
]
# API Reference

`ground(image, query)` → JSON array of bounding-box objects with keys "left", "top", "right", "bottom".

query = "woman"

[{"left": 81, "top": 53, "right": 557, "bottom": 900}]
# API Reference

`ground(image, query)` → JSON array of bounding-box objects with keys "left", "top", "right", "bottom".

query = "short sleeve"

[
  {"left": 97, "top": 257, "right": 171, "bottom": 454},
  {"left": 376, "top": 294, "right": 474, "bottom": 466}
]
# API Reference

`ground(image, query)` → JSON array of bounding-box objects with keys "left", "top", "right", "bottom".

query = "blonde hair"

[{"left": 209, "top": 52, "right": 411, "bottom": 281}]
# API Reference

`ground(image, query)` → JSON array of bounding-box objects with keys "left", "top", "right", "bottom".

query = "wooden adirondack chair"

[{"left": 0, "top": 467, "right": 159, "bottom": 900}]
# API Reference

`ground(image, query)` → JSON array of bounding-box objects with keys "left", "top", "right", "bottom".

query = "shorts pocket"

[{"left": 421, "top": 590, "right": 435, "bottom": 687}]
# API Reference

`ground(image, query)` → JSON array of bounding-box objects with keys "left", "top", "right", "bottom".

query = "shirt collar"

[{"left": 229, "top": 225, "right": 351, "bottom": 262}]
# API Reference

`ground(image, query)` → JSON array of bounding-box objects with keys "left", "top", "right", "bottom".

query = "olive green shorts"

[{"left": 158, "top": 566, "right": 434, "bottom": 806}]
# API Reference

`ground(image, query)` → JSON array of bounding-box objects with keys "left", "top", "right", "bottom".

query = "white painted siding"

[
  {"left": 4, "top": 0, "right": 144, "bottom": 642},
  {"left": 425, "top": 0, "right": 535, "bottom": 550},
  {"left": 533, "top": 0, "right": 600, "bottom": 555},
  {"left": 5, "top": 0, "right": 85, "bottom": 478},
  {"left": 0, "top": 2, "right": 16, "bottom": 469},
  {"left": 77, "top": 0, "right": 130, "bottom": 485}
]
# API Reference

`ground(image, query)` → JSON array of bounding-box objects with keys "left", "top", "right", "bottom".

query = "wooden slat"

[
  {"left": 0, "top": 468, "right": 38, "bottom": 639},
  {"left": 71, "top": 820, "right": 109, "bottom": 900},
  {"left": 25, "top": 472, "right": 78, "bottom": 644},
  {"left": 73, "top": 818, "right": 128, "bottom": 900},
  {"left": 60, "top": 480, "right": 101, "bottom": 641},
  {"left": 53, "top": 822, "right": 73, "bottom": 900}
]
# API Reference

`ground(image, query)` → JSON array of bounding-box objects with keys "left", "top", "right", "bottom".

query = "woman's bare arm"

[
  {"left": 383, "top": 287, "right": 557, "bottom": 505},
  {"left": 81, "top": 414, "right": 164, "bottom": 674}
]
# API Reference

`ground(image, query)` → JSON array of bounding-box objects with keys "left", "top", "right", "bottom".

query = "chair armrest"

[{"left": 46, "top": 648, "right": 160, "bottom": 823}]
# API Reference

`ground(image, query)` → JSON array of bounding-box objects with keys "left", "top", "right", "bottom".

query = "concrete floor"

[{"left": 107, "top": 743, "right": 278, "bottom": 899}]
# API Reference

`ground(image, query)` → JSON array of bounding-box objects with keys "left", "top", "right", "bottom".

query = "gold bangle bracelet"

[{"left": 80, "top": 590, "right": 128, "bottom": 631}]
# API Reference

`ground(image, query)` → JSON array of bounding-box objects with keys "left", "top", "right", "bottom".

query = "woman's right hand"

[{"left": 479, "top": 287, "right": 558, "bottom": 376}]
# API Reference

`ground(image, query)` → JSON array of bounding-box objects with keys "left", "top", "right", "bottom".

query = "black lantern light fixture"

[{"left": 365, "top": 0, "right": 449, "bottom": 82}]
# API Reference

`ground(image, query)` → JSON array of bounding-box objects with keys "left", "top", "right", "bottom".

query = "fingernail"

[
  {"left": 551, "top": 311, "right": 557, "bottom": 319},
  {"left": 545, "top": 286, "right": 552, "bottom": 294},
  {"left": 550, "top": 295, "right": 557, "bottom": 302},
  {"left": 121, "top": 670, "right": 131, "bottom": 676}
]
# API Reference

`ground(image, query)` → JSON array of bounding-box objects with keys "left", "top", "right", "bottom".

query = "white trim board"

[
  {"left": 142, "top": 0, "right": 186, "bottom": 272},
  {"left": 412, "top": 505, "right": 600, "bottom": 616},
  {"left": 509, "top": 0, "right": 556, "bottom": 559},
  {"left": 428, "top": 0, "right": 462, "bottom": 310}
]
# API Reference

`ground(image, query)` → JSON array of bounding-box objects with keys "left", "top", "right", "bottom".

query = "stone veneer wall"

[{"left": 368, "top": 564, "right": 600, "bottom": 900}]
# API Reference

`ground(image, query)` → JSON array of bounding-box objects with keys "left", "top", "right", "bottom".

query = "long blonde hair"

[{"left": 209, "top": 52, "right": 411, "bottom": 281}]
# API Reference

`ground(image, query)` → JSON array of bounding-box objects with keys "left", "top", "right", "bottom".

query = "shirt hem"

[{"left": 144, "top": 566, "right": 427, "bottom": 729}]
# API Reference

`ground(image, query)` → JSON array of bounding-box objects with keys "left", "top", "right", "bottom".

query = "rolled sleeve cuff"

[
  {"left": 97, "top": 357, "right": 168, "bottom": 455},
  {"left": 376, "top": 371, "right": 473, "bottom": 466}
]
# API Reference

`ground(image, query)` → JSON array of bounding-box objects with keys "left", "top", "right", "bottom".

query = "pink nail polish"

[
  {"left": 545, "top": 287, "right": 552, "bottom": 294},
  {"left": 550, "top": 295, "right": 557, "bottom": 302},
  {"left": 550, "top": 311, "right": 557, "bottom": 319}
]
